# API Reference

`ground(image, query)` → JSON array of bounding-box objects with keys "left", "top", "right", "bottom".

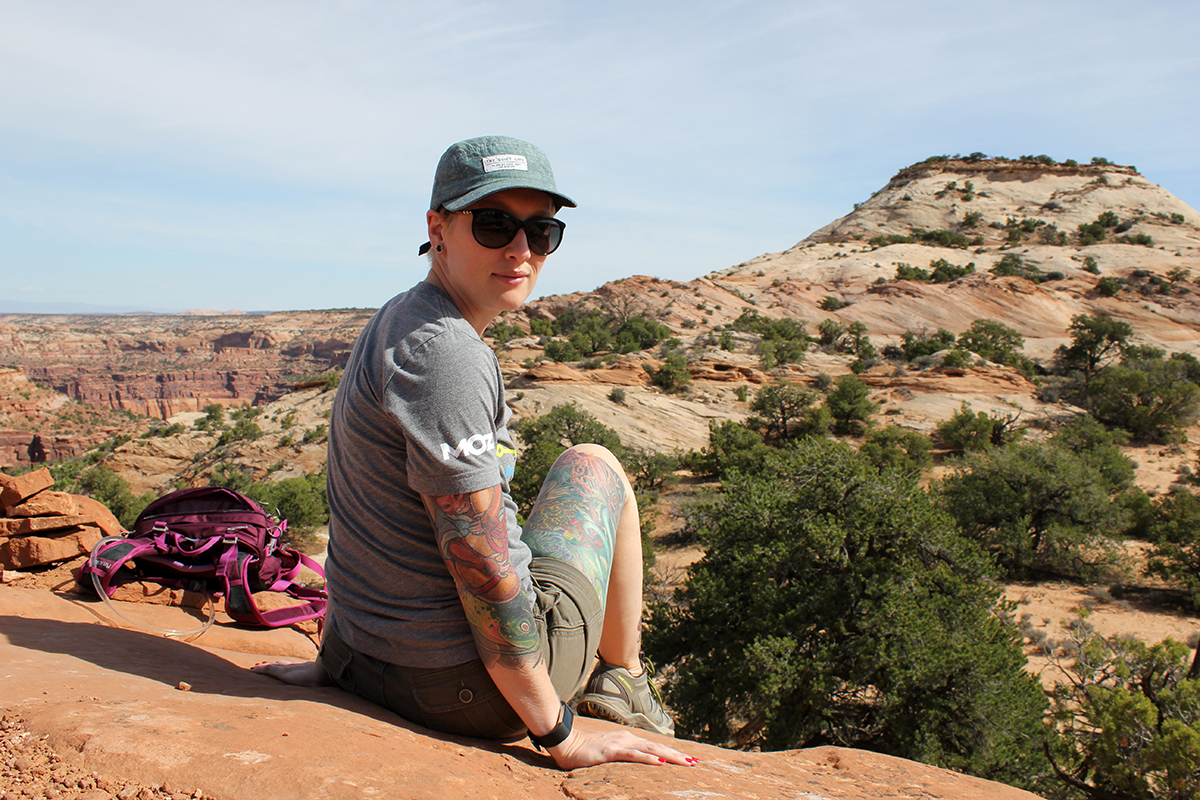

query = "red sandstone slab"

[
  {"left": 0, "top": 525, "right": 100, "bottom": 569},
  {"left": 0, "top": 467, "right": 53, "bottom": 506},
  {"left": 0, "top": 586, "right": 1046, "bottom": 800},
  {"left": 5, "top": 490, "right": 78, "bottom": 518},
  {"left": 0, "top": 514, "right": 95, "bottom": 538}
]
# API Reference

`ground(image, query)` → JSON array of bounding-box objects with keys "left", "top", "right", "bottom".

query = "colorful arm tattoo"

[{"left": 425, "top": 487, "right": 541, "bottom": 666}]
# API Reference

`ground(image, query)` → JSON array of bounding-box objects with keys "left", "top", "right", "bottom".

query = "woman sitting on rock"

[{"left": 255, "top": 136, "right": 694, "bottom": 770}]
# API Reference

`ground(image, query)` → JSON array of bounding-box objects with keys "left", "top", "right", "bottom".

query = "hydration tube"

[{"left": 88, "top": 535, "right": 217, "bottom": 639}]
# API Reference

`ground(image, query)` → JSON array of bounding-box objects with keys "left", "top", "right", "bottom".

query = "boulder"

[
  {"left": 0, "top": 467, "right": 53, "bottom": 506},
  {"left": 0, "top": 524, "right": 101, "bottom": 569},
  {"left": 5, "top": 489, "right": 78, "bottom": 518},
  {"left": 0, "top": 586, "right": 1045, "bottom": 800}
]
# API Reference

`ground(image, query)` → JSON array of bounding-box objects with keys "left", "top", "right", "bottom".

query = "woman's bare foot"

[{"left": 251, "top": 660, "right": 333, "bottom": 687}]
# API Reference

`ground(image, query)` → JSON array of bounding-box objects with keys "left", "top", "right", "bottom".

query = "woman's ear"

[{"left": 427, "top": 209, "right": 447, "bottom": 252}]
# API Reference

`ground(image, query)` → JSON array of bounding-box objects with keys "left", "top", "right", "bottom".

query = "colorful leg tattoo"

[{"left": 522, "top": 448, "right": 627, "bottom": 608}]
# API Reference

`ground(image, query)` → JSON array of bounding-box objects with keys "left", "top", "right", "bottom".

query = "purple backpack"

[{"left": 81, "top": 486, "right": 327, "bottom": 628}]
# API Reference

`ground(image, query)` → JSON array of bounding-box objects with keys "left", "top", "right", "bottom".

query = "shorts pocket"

[{"left": 407, "top": 662, "right": 524, "bottom": 741}]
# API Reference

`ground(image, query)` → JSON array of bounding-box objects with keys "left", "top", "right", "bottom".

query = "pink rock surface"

[
  {"left": 0, "top": 586, "right": 1044, "bottom": 800},
  {"left": 0, "top": 467, "right": 53, "bottom": 506},
  {"left": 0, "top": 525, "right": 101, "bottom": 569}
]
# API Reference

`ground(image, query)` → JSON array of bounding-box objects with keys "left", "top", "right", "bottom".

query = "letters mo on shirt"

[{"left": 440, "top": 433, "right": 497, "bottom": 461}]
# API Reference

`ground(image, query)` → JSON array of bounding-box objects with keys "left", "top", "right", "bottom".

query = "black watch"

[{"left": 529, "top": 702, "right": 573, "bottom": 751}]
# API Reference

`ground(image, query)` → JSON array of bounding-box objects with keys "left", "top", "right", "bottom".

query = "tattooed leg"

[{"left": 522, "top": 444, "right": 644, "bottom": 671}]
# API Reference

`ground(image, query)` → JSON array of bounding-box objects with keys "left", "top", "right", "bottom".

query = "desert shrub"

[
  {"left": 858, "top": 426, "right": 933, "bottom": 474},
  {"left": 1144, "top": 491, "right": 1200, "bottom": 609},
  {"left": 961, "top": 211, "right": 983, "bottom": 228},
  {"left": 647, "top": 440, "right": 1049, "bottom": 789},
  {"left": 749, "top": 379, "right": 823, "bottom": 443},
  {"left": 1082, "top": 256, "right": 1099, "bottom": 274},
  {"left": 218, "top": 418, "right": 264, "bottom": 447},
  {"left": 608, "top": 387, "right": 626, "bottom": 404},
  {"left": 485, "top": 320, "right": 521, "bottom": 345},
  {"left": 543, "top": 339, "right": 582, "bottom": 362},
  {"left": 613, "top": 316, "right": 671, "bottom": 353},
  {"left": 1077, "top": 221, "right": 1107, "bottom": 246},
  {"left": 1095, "top": 276, "right": 1123, "bottom": 296},
  {"left": 683, "top": 419, "right": 771, "bottom": 479},
  {"left": 900, "top": 328, "right": 956, "bottom": 361},
  {"left": 869, "top": 233, "right": 915, "bottom": 247},
  {"left": 956, "top": 319, "right": 1027, "bottom": 368},
  {"left": 1046, "top": 628, "right": 1200, "bottom": 800},
  {"left": 651, "top": 353, "right": 692, "bottom": 393},
  {"left": 936, "top": 402, "right": 1024, "bottom": 454},
  {"left": 895, "top": 263, "right": 931, "bottom": 282},
  {"left": 912, "top": 228, "right": 973, "bottom": 248},
  {"left": 302, "top": 424, "right": 328, "bottom": 444},
  {"left": 937, "top": 439, "right": 1132, "bottom": 580},
  {"left": 1117, "top": 232, "right": 1154, "bottom": 247},
  {"left": 825, "top": 374, "right": 877, "bottom": 436},
  {"left": 529, "top": 318, "right": 553, "bottom": 336},
  {"left": 1089, "top": 357, "right": 1200, "bottom": 443},
  {"left": 990, "top": 253, "right": 1046, "bottom": 282},
  {"left": 928, "top": 258, "right": 975, "bottom": 283},
  {"left": 818, "top": 295, "right": 848, "bottom": 311},
  {"left": 1038, "top": 224, "right": 1068, "bottom": 245},
  {"left": 75, "top": 466, "right": 156, "bottom": 530}
]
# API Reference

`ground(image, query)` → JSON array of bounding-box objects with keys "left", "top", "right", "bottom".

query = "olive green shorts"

[{"left": 319, "top": 557, "right": 604, "bottom": 741}]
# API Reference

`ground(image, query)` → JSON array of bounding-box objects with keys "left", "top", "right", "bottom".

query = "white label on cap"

[{"left": 482, "top": 154, "right": 528, "bottom": 172}]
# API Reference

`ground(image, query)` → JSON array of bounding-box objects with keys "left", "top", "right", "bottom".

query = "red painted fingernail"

[{"left": 659, "top": 758, "right": 667, "bottom": 763}]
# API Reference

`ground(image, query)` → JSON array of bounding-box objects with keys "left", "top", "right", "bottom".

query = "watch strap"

[{"left": 529, "top": 702, "right": 573, "bottom": 751}]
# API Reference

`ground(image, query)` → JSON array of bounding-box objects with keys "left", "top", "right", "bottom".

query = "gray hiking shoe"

[{"left": 575, "top": 659, "right": 675, "bottom": 737}]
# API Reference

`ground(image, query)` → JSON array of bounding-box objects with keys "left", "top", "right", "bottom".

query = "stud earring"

[{"left": 435, "top": 244, "right": 444, "bottom": 253}]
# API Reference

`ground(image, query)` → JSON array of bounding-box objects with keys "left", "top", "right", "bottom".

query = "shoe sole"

[{"left": 576, "top": 697, "right": 675, "bottom": 737}]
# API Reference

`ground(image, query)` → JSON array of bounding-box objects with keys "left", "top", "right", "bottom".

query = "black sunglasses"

[{"left": 452, "top": 208, "right": 566, "bottom": 256}]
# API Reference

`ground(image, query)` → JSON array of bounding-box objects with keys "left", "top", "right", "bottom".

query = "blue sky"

[{"left": 2, "top": 0, "right": 1198, "bottom": 313}]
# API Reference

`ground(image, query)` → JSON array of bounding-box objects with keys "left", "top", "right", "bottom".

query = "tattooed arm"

[
  {"left": 423, "top": 486, "right": 563, "bottom": 742},
  {"left": 422, "top": 487, "right": 540, "bottom": 665},
  {"left": 423, "top": 486, "right": 693, "bottom": 769}
]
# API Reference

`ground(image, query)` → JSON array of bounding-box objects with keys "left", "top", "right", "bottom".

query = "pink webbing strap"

[
  {"left": 86, "top": 538, "right": 160, "bottom": 598},
  {"left": 217, "top": 544, "right": 327, "bottom": 628}
]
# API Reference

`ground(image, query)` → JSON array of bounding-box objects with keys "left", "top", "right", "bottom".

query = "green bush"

[
  {"left": 651, "top": 353, "right": 692, "bottom": 393},
  {"left": 75, "top": 466, "right": 156, "bottom": 530},
  {"left": 1145, "top": 491, "right": 1200, "bottom": 609},
  {"left": 900, "top": 328, "right": 956, "bottom": 361},
  {"left": 647, "top": 440, "right": 1048, "bottom": 790},
  {"left": 956, "top": 319, "right": 1026, "bottom": 367},
  {"left": 749, "top": 380, "right": 823, "bottom": 443},
  {"left": 818, "top": 295, "right": 848, "bottom": 311},
  {"left": 990, "top": 253, "right": 1045, "bottom": 282},
  {"left": 858, "top": 426, "right": 933, "bottom": 475},
  {"left": 937, "top": 438, "right": 1132, "bottom": 580},
  {"left": 936, "top": 402, "right": 1024, "bottom": 453},
  {"left": 608, "top": 387, "right": 626, "bottom": 404},
  {"left": 1047, "top": 629, "right": 1200, "bottom": 800},
  {"left": 683, "top": 419, "right": 772, "bottom": 479},
  {"left": 825, "top": 374, "right": 877, "bottom": 436},
  {"left": 218, "top": 418, "right": 264, "bottom": 447},
  {"left": 912, "top": 228, "right": 973, "bottom": 248},
  {"left": 1089, "top": 357, "right": 1200, "bottom": 443},
  {"left": 543, "top": 339, "right": 582, "bottom": 362}
]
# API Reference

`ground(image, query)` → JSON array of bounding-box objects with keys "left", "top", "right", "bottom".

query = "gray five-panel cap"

[{"left": 429, "top": 135, "right": 576, "bottom": 212}]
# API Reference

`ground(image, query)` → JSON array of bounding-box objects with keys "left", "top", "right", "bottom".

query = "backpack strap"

[
  {"left": 217, "top": 542, "right": 327, "bottom": 627},
  {"left": 82, "top": 537, "right": 161, "bottom": 598}
]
